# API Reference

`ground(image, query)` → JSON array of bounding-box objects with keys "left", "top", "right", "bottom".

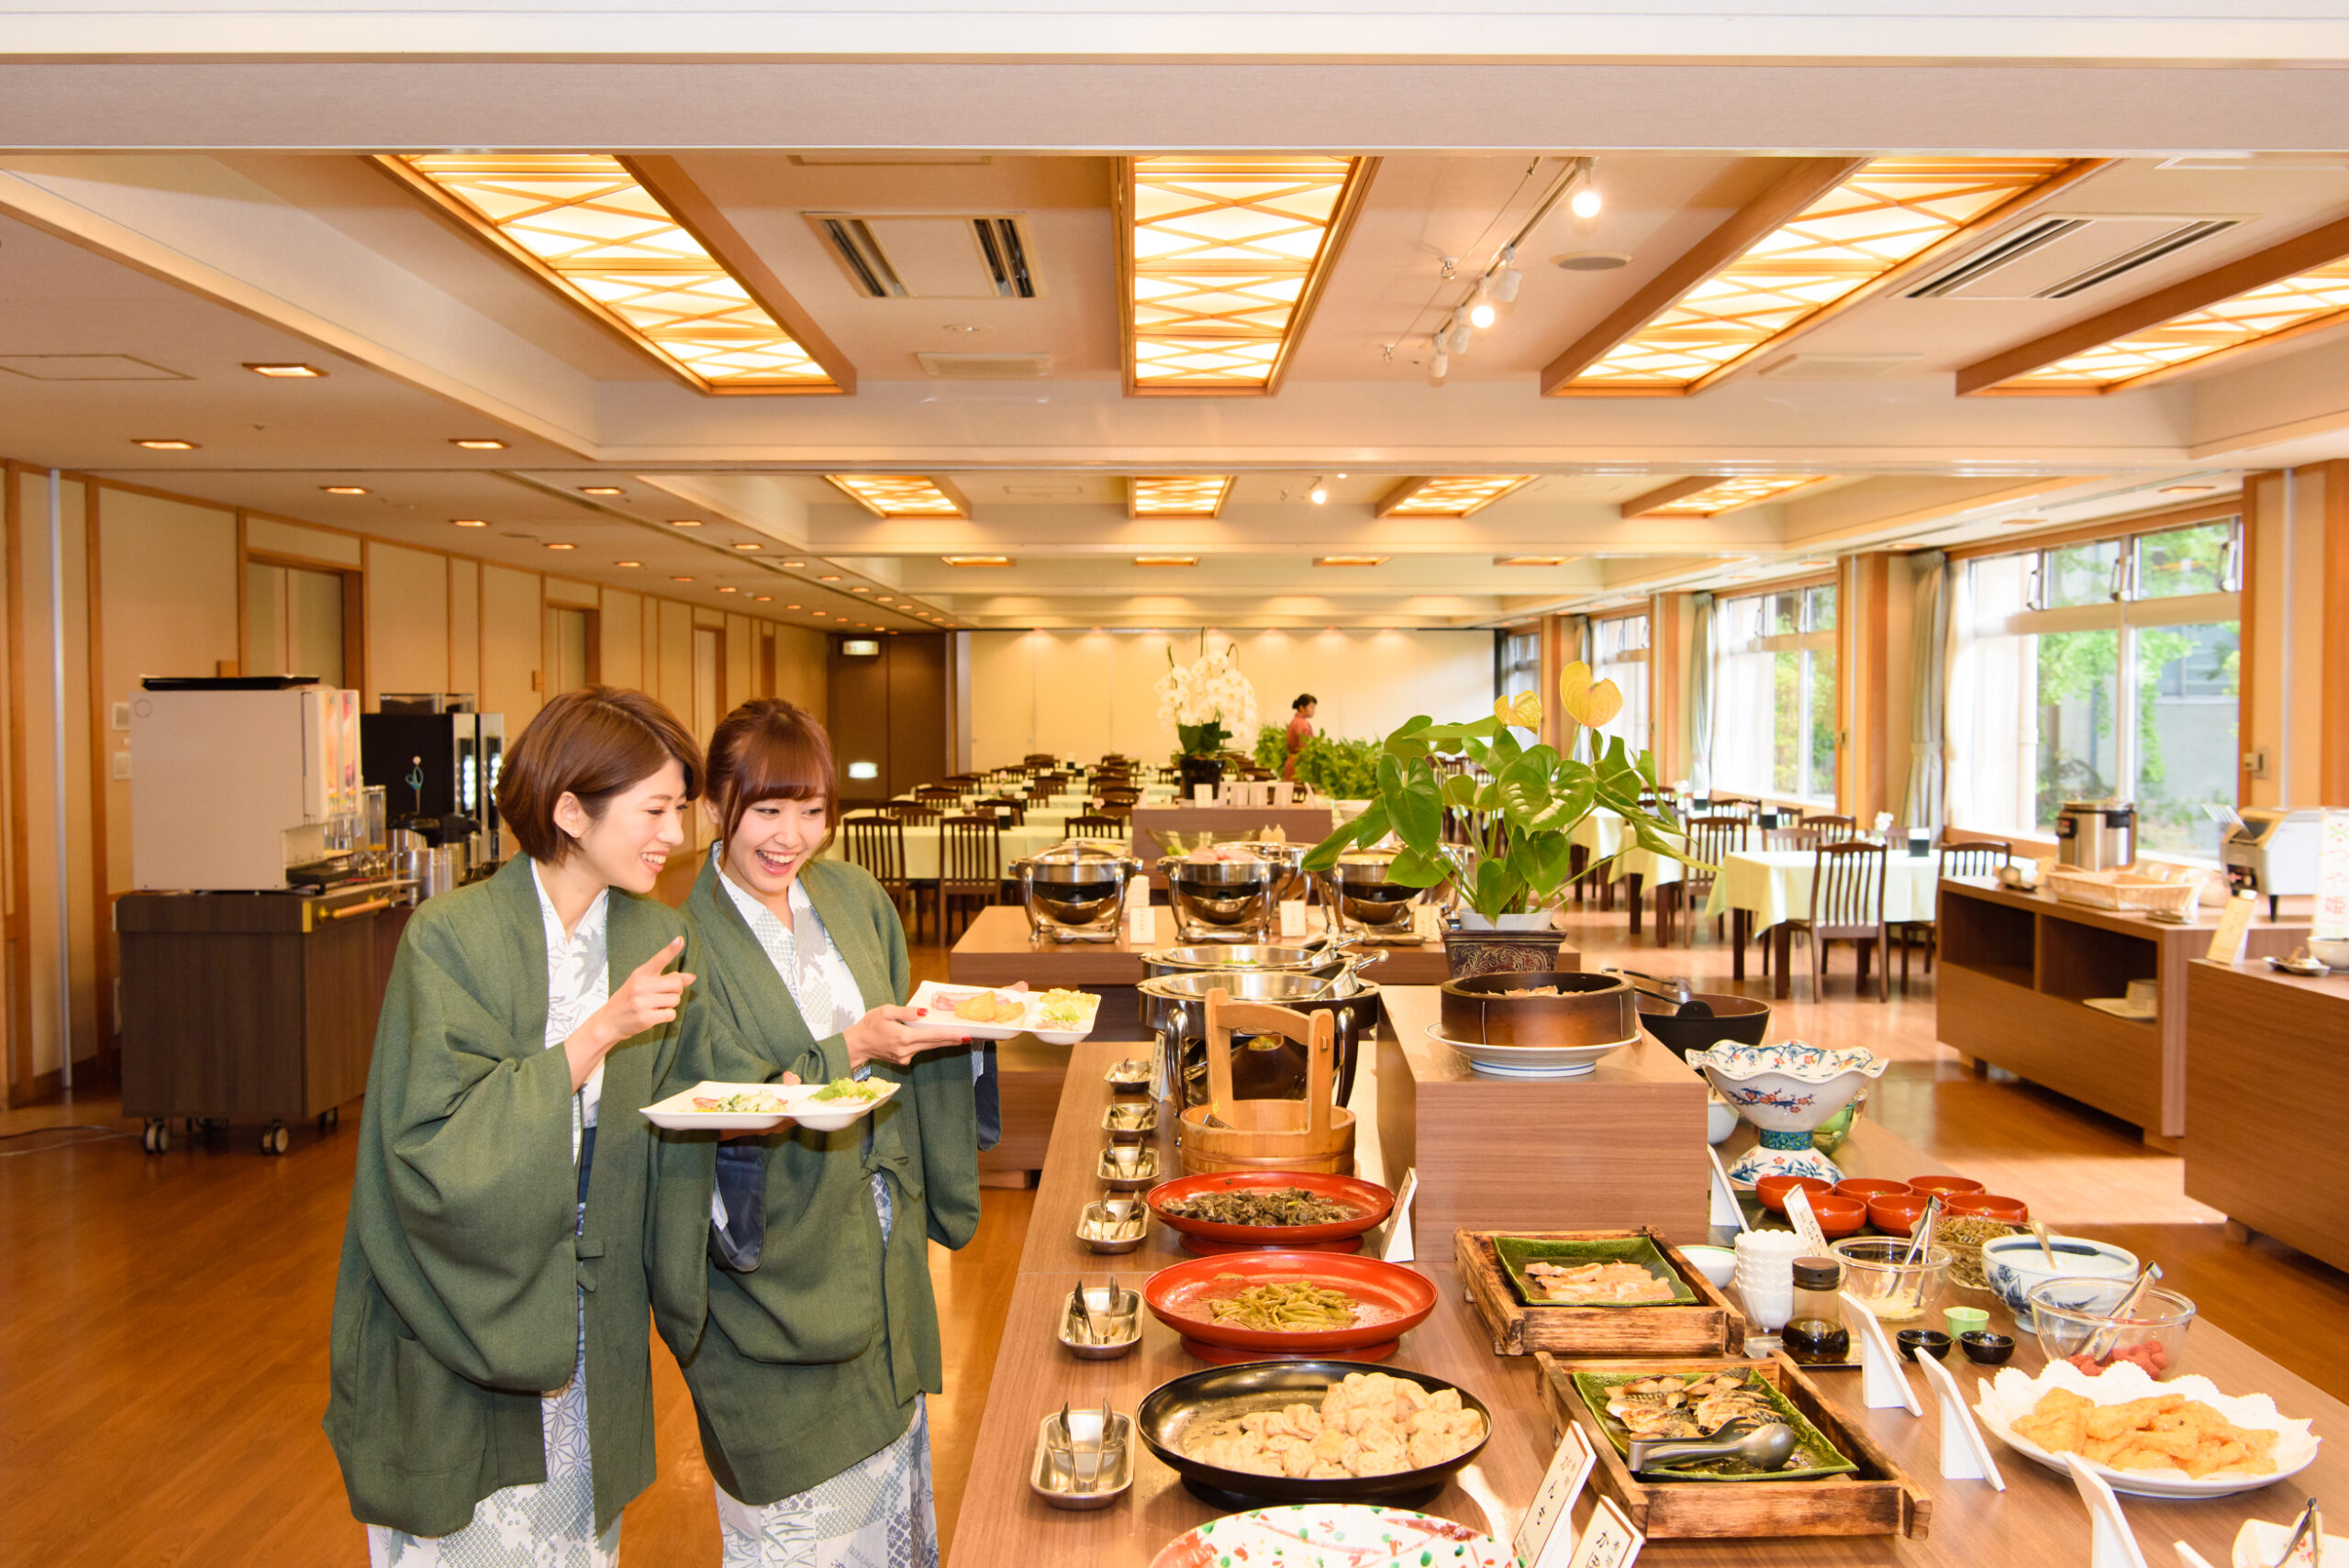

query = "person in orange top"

[{"left": 1283, "top": 693, "right": 1318, "bottom": 782}]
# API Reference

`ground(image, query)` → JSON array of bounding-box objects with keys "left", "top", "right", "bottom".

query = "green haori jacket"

[
  {"left": 322, "top": 855, "right": 708, "bottom": 1539},
  {"left": 660, "top": 853, "right": 982, "bottom": 1507}
]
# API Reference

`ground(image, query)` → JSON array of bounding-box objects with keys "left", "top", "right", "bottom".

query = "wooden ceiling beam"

[
  {"left": 1956, "top": 207, "right": 2349, "bottom": 395},
  {"left": 1618, "top": 476, "right": 1725, "bottom": 518},
  {"left": 1540, "top": 157, "right": 1867, "bottom": 398}
]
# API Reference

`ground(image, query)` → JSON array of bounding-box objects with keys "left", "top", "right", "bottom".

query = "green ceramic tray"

[
  {"left": 1567, "top": 1367, "right": 1860, "bottom": 1482},
  {"left": 1493, "top": 1234, "right": 1699, "bottom": 1309}
]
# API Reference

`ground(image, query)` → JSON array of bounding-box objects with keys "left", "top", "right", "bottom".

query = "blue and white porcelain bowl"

[
  {"left": 1980, "top": 1233, "right": 2139, "bottom": 1328},
  {"left": 1689, "top": 1040, "right": 1888, "bottom": 1185}
]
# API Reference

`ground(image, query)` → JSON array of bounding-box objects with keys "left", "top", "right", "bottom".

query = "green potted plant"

[{"left": 1302, "top": 662, "right": 1693, "bottom": 974}]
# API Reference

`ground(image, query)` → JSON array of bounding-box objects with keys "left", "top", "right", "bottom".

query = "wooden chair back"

[
  {"left": 940, "top": 814, "right": 1005, "bottom": 897},
  {"left": 840, "top": 813, "right": 907, "bottom": 890},
  {"left": 981, "top": 795, "right": 1026, "bottom": 827},
  {"left": 1761, "top": 826, "right": 1816, "bottom": 851},
  {"left": 943, "top": 773, "right": 980, "bottom": 788},
  {"left": 1685, "top": 815, "right": 1748, "bottom": 882},
  {"left": 915, "top": 784, "right": 960, "bottom": 805},
  {"left": 1064, "top": 812, "right": 1125, "bottom": 841},
  {"left": 1809, "top": 840, "right": 1887, "bottom": 938},
  {"left": 1704, "top": 794, "right": 1756, "bottom": 820},
  {"left": 1940, "top": 838, "right": 2012, "bottom": 880},
  {"left": 1803, "top": 813, "right": 1861, "bottom": 844},
  {"left": 886, "top": 801, "right": 941, "bottom": 826}
]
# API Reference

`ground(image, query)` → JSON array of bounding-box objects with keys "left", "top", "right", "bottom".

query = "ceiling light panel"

[
  {"left": 1128, "top": 475, "right": 1232, "bottom": 518},
  {"left": 825, "top": 474, "right": 969, "bottom": 517},
  {"left": 1376, "top": 475, "right": 1535, "bottom": 518},
  {"left": 1133, "top": 555, "right": 1199, "bottom": 566},
  {"left": 941, "top": 555, "right": 1012, "bottom": 566},
  {"left": 1121, "top": 155, "right": 1376, "bottom": 395},
  {"left": 1555, "top": 158, "right": 2081, "bottom": 395},
  {"left": 381, "top": 154, "right": 837, "bottom": 394},
  {"left": 1979, "top": 261, "right": 2349, "bottom": 393},
  {"left": 1633, "top": 475, "right": 1828, "bottom": 517},
  {"left": 1314, "top": 555, "right": 1388, "bottom": 567}
]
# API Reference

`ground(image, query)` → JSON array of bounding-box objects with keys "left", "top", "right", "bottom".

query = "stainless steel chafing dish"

[
  {"left": 1013, "top": 839, "right": 1143, "bottom": 943},
  {"left": 1136, "top": 964, "right": 1381, "bottom": 1112},
  {"left": 1155, "top": 841, "right": 1305, "bottom": 943},
  {"left": 1314, "top": 844, "right": 1462, "bottom": 945}
]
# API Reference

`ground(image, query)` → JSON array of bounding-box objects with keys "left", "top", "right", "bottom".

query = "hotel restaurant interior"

[{"left": 3, "top": 11, "right": 2348, "bottom": 1567}]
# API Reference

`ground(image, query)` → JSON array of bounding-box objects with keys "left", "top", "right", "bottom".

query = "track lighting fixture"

[
  {"left": 1468, "top": 279, "right": 1497, "bottom": 330},
  {"left": 1492, "top": 246, "right": 1522, "bottom": 306},
  {"left": 1427, "top": 339, "right": 1450, "bottom": 385},
  {"left": 1570, "top": 176, "right": 1602, "bottom": 220},
  {"left": 1446, "top": 311, "right": 1474, "bottom": 356},
  {"left": 1308, "top": 477, "right": 1330, "bottom": 506}
]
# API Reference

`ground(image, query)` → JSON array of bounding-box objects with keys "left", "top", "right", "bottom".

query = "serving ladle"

[{"left": 1631, "top": 1420, "right": 1799, "bottom": 1475}]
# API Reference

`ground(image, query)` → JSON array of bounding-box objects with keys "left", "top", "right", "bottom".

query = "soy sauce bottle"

[{"left": 1782, "top": 1257, "right": 1851, "bottom": 1364}]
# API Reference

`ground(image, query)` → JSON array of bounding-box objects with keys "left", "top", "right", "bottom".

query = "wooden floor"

[{"left": 4, "top": 886, "right": 2343, "bottom": 1564}]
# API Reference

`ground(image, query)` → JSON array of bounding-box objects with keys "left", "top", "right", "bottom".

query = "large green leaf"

[
  {"left": 1390, "top": 762, "right": 1444, "bottom": 851},
  {"left": 1441, "top": 772, "right": 1480, "bottom": 810},
  {"left": 1513, "top": 831, "right": 1575, "bottom": 897},
  {"left": 1389, "top": 844, "right": 1453, "bottom": 886}
]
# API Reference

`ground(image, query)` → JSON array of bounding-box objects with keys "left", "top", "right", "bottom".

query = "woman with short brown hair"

[
  {"left": 327, "top": 685, "right": 710, "bottom": 1566},
  {"left": 656, "top": 697, "right": 991, "bottom": 1568}
]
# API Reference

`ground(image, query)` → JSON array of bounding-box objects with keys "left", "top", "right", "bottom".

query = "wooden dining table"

[{"left": 949, "top": 1022, "right": 2349, "bottom": 1567}]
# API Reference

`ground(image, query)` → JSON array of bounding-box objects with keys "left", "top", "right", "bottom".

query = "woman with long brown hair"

[
  {"left": 325, "top": 686, "right": 708, "bottom": 1565},
  {"left": 658, "top": 697, "right": 990, "bottom": 1568}
]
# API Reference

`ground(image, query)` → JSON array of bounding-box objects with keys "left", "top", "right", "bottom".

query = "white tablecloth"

[
  {"left": 827, "top": 821, "right": 1064, "bottom": 882},
  {"left": 1699, "top": 846, "right": 1943, "bottom": 929},
  {"left": 1570, "top": 809, "right": 1688, "bottom": 889}
]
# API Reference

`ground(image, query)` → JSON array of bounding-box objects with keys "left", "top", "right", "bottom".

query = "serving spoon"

[{"left": 1630, "top": 1421, "right": 1799, "bottom": 1475}]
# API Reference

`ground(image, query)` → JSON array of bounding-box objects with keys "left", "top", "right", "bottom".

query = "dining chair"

[
  {"left": 841, "top": 813, "right": 920, "bottom": 940},
  {"left": 937, "top": 814, "right": 1007, "bottom": 941},
  {"left": 1794, "top": 840, "right": 1890, "bottom": 1002},
  {"left": 1896, "top": 837, "right": 2014, "bottom": 982},
  {"left": 1678, "top": 814, "right": 1748, "bottom": 948},
  {"left": 915, "top": 784, "right": 960, "bottom": 806},
  {"left": 1065, "top": 811, "right": 1125, "bottom": 841},
  {"left": 1803, "top": 813, "right": 1861, "bottom": 845},
  {"left": 1705, "top": 794, "right": 1757, "bottom": 821},
  {"left": 981, "top": 795, "right": 1027, "bottom": 827},
  {"left": 1760, "top": 826, "right": 1818, "bottom": 851},
  {"left": 943, "top": 773, "right": 980, "bottom": 788},
  {"left": 885, "top": 801, "right": 941, "bottom": 826}
]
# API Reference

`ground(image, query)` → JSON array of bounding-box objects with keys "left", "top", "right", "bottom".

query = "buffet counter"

[
  {"left": 2185, "top": 958, "right": 2349, "bottom": 1273},
  {"left": 951, "top": 1018, "right": 2349, "bottom": 1566}
]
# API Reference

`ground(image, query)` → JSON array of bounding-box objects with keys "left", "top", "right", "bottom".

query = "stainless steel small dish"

[
  {"left": 1100, "top": 1102, "right": 1158, "bottom": 1143},
  {"left": 1076, "top": 1197, "right": 1150, "bottom": 1254},
  {"left": 1029, "top": 1405, "right": 1133, "bottom": 1510},
  {"left": 1058, "top": 1279, "right": 1143, "bottom": 1358},
  {"left": 1104, "top": 1058, "right": 1154, "bottom": 1095},
  {"left": 1097, "top": 1144, "right": 1162, "bottom": 1192}
]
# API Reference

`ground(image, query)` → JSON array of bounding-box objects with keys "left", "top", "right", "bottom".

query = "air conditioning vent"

[
  {"left": 916, "top": 352, "right": 1052, "bottom": 380},
  {"left": 1905, "top": 215, "right": 2241, "bottom": 300},
  {"left": 1755, "top": 353, "right": 1922, "bottom": 382},
  {"left": 809, "top": 212, "right": 1044, "bottom": 299}
]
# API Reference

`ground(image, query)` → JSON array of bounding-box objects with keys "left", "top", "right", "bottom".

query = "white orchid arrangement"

[{"left": 1156, "top": 637, "right": 1260, "bottom": 758}]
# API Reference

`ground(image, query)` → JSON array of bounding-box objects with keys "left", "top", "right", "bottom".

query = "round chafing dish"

[
  {"left": 1315, "top": 846, "right": 1460, "bottom": 944},
  {"left": 1137, "top": 967, "right": 1380, "bottom": 1112},
  {"left": 1014, "top": 839, "right": 1143, "bottom": 943},
  {"left": 1157, "top": 842, "right": 1304, "bottom": 943}
]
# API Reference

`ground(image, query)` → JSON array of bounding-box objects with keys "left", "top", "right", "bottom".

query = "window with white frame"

[
  {"left": 1590, "top": 612, "right": 1651, "bottom": 755},
  {"left": 1950, "top": 517, "right": 2240, "bottom": 860},
  {"left": 1711, "top": 583, "right": 1837, "bottom": 803},
  {"left": 1497, "top": 629, "right": 1541, "bottom": 741}
]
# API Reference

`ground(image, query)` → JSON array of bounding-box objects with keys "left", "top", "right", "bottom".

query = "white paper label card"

[
  {"left": 1382, "top": 1168, "right": 1418, "bottom": 1262},
  {"left": 1567, "top": 1496, "right": 1644, "bottom": 1568},
  {"left": 1192, "top": 784, "right": 1213, "bottom": 804},
  {"left": 2064, "top": 1453, "right": 2152, "bottom": 1568},
  {"left": 1279, "top": 899, "right": 1309, "bottom": 937},
  {"left": 1783, "top": 1186, "right": 1831, "bottom": 1258},
  {"left": 1512, "top": 1420, "right": 1597, "bottom": 1568},
  {"left": 2206, "top": 890, "right": 2256, "bottom": 963},
  {"left": 1914, "top": 1345, "right": 2006, "bottom": 1489},
  {"left": 1842, "top": 1288, "right": 1923, "bottom": 1417},
  {"left": 1706, "top": 1146, "right": 1747, "bottom": 1233},
  {"left": 1412, "top": 903, "right": 1440, "bottom": 941}
]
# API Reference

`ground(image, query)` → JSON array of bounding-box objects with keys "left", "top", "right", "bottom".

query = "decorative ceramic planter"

[
  {"left": 1687, "top": 1039, "right": 1888, "bottom": 1185},
  {"left": 1175, "top": 755, "right": 1224, "bottom": 797},
  {"left": 1440, "top": 912, "right": 1566, "bottom": 978}
]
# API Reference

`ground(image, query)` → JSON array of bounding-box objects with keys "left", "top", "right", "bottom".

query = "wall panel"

[
  {"left": 599, "top": 587, "right": 642, "bottom": 689},
  {"left": 656, "top": 598, "right": 694, "bottom": 721},
  {"left": 480, "top": 564, "right": 543, "bottom": 728},
  {"left": 448, "top": 558, "right": 480, "bottom": 699},
  {"left": 365, "top": 542, "right": 449, "bottom": 706},
  {"left": 774, "top": 624, "right": 827, "bottom": 723}
]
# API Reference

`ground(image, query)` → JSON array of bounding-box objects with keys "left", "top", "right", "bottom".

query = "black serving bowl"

[
  {"left": 1898, "top": 1329, "right": 1954, "bottom": 1362},
  {"left": 1960, "top": 1330, "right": 2016, "bottom": 1365},
  {"left": 1136, "top": 1359, "right": 1490, "bottom": 1510},
  {"left": 1635, "top": 993, "right": 1771, "bottom": 1061}
]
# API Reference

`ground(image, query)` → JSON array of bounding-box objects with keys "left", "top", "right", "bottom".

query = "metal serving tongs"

[
  {"left": 1074, "top": 1274, "right": 1123, "bottom": 1345},
  {"left": 1300, "top": 944, "right": 1388, "bottom": 1001},
  {"left": 1056, "top": 1398, "right": 1119, "bottom": 1494},
  {"left": 1609, "top": 967, "right": 1713, "bottom": 1018},
  {"left": 1097, "top": 1195, "right": 1143, "bottom": 1240},
  {"left": 2084, "top": 1262, "right": 2166, "bottom": 1363},
  {"left": 2271, "top": 1497, "right": 2322, "bottom": 1567}
]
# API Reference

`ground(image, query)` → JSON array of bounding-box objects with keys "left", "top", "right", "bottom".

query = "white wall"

[{"left": 966, "top": 628, "right": 1493, "bottom": 770}]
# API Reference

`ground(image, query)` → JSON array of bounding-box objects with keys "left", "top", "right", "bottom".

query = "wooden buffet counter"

[
  {"left": 951, "top": 1026, "right": 2349, "bottom": 1566},
  {"left": 1934, "top": 877, "right": 2305, "bottom": 1140},
  {"left": 2185, "top": 959, "right": 2349, "bottom": 1273}
]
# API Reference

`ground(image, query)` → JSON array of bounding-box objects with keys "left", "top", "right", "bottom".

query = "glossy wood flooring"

[{"left": 3, "top": 888, "right": 2343, "bottom": 1565}]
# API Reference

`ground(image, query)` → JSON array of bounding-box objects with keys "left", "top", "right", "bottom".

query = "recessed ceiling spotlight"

[
  {"left": 669, "top": 518, "right": 702, "bottom": 528},
  {"left": 1496, "top": 556, "right": 1571, "bottom": 567},
  {"left": 941, "top": 556, "right": 1013, "bottom": 567},
  {"left": 818, "top": 573, "right": 842, "bottom": 582},
  {"left": 782, "top": 560, "right": 807, "bottom": 568},
  {"left": 731, "top": 541, "right": 761, "bottom": 550},
  {"left": 876, "top": 595, "right": 894, "bottom": 602},
  {"left": 1315, "top": 555, "right": 1387, "bottom": 567},
  {"left": 718, "top": 585, "right": 737, "bottom": 594},
  {"left": 451, "top": 439, "right": 507, "bottom": 450},
  {"left": 246, "top": 362, "right": 325, "bottom": 377},
  {"left": 1134, "top": 555, "right": 1198, "bottom": 567},
  {"left": 452, "top": 518, "right": 488, "bottom": 528},
  {"left": 134, "top": 438, "right": 197, "bottom": 450},
  {"left": 851, "top": 585, "right": 871, "bottom": 594},
  {"left": 1798, "top": 559, "right": 1832, "bottom": 567},
  {"left": 1551, "top": 251, "right": 1631, "bottom": 272},
  {"left": 672, "top": 575, "right": 694, "bottom": 582},
  {"left": 544, "top": 541, "right": 576, "bottom": 550},
  {"left": 321, "top": 485, "right": 368, "bottom": 495},
  {"left": 2001, "top": 516, "right": 2047, "bottom": 528},
  {"left": 2160, "top": 484, "right": 2219, "bottom": 495},
  {"left": 615, "top": 560, "right": 640, "bottom": 567},
  {"left": 785, "top": 603, "right": 802, "bottom": 610},
  {"left": 579, "top": 485, "right": 624, "bottom": 495},
  {"left": 754, "top": 595, "right": 772, "bottom": 602}
]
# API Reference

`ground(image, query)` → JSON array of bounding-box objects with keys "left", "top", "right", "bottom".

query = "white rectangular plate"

[
  {"left": 640, "top": 1079, "right": 898, "bottom": 1132},
  {"left": 907, "top": 981, "right": 1034, "bottom": 1039}
]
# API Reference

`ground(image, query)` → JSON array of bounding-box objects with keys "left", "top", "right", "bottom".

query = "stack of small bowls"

[{"left": 1732, "top": 1229, "right": 1805, "bottom": 1331}]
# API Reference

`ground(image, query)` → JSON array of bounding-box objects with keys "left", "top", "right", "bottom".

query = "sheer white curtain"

[
  {"left": 1943, "top": 560, "right": 1981, "bottom": 828},
  {"left": 1902, "top": 553, "right": 1948, "bottom": 831},
  {"left": 1687, "top": 593, "right": 1715, "bottom": 796}
]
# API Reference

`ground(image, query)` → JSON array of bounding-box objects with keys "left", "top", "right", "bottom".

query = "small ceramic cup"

[
  {"left": 1943, "top": 1306, "right": 1990, "bottom": 1338},
  {"left": 1897, "top": 1329, "right": 1954, "bottom": 1362}
]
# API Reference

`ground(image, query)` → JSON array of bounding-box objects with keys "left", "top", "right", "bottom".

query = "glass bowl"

[
  {"left": 1830, "top": 1238, "right": 1953, "bottom": 1324},
  {"left": 2027, "top": 1278, "right": 2196, "bottom": 1379}
]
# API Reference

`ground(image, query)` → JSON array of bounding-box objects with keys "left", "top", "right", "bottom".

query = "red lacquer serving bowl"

[
  {"left": 1142, "top": 1251, "right": 1438, "bottom": 1363},
  {"left": 1144, "top": 1172, "right": 1396, "bottom": 1252}
]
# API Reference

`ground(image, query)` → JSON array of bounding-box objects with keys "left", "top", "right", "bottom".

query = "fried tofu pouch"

[{"left": 2013, "top": 1386, "right": 2279, "bottom": 1476}]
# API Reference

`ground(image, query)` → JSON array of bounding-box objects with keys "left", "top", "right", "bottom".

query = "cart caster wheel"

[
  {"left": 316, "top": 1106, "right": 340, "bottom": 1133},
  {"left": 260, "top": 1121, "right": 289, "bottom": 1156},
  {"left": 142, "top": 1119, "right": 170, "bottom": 1155}
]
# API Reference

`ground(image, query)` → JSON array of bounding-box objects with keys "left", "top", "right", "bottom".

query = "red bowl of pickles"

[{"left": 1144, "top": 1172, "right": 1395, "bottom": 1249}]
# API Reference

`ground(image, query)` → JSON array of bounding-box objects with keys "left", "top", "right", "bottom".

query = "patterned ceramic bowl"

[{"left": 1689, "top": 1040, "right": 1889, "bottom": 1186}]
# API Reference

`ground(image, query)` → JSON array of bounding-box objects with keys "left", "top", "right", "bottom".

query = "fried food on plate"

[{"left": 2012, "top": 1386, "right": 2279, "bottom": 1477}]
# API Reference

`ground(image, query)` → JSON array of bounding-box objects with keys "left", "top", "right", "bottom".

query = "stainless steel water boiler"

[{"left": 2054, "top": 799, "right": 2136, "bottom": 872}]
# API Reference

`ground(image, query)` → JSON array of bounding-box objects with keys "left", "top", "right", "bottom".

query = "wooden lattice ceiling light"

[
  {"left": 1554, "top": 158, "right": 2085, "bottom": 395},
  {"left": 1631, "top": 475, "right": 1828, "bottom": 517},
  {"left": 1376, "top": 476, "right": 1535, "bottom": 518},
  {"left": 1128, "top": 476, "right": 1233, "bottom": 517},
  {"left": 824, "top": 475, "right": 970, "bottom": 517},
  {"left": 1978, "top": 262, "right": 2349, "bottom": 393},
  {"left": 1119, "top": 155, "right": 1377, "bottom": 395},
  {"left": 380, "top": 154, "right": 837, "bottom": 394}
]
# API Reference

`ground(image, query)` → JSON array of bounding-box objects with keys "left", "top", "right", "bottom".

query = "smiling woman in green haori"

[
  {"left": 324, "top": 687, "right": 712, "bottom": 1566},
  {"left": 655, "top": 698, "right": 996, "bottom": 1568}
]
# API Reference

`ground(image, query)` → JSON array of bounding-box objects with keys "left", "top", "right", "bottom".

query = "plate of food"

[
  {"left": 1569, "top": 1366, "right": 1859, "bottom": 1481},
  {"left": 1494, "top": 1234, "right": 1698, "bottom": 1307},
  {"left": 1030, "top": 986, "right": 1101, "bottom": 1044},
  {"left": 639, "top": 1077, "right": 898, "bottom": 1133},
  {"left": 1146, "top": 1173, "right": 1396, "bottom": 1253},
  {"left": 1138, "top": 1362, "right": 1489, "bottom": 1507},
  {"left": 1149, "top": 1503, "right": 1513, "bottom": 1568},
  {"left": 907, "top": 982, "right": 1032, "bottom": 1039},
  {"left": 1143, "top": 1251, "right": 1438, "bottom": 1362},
  {"left": 1974, "top": 1361, "right": 2320, "bottom": 1498}
]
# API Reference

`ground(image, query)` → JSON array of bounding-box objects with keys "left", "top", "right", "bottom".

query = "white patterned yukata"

[
  {"left": 367, "top": 865, "right": 618, "bottom": 1568},
  {"left": 712, "top": 848, "right": 941, "bottom": 1568}
]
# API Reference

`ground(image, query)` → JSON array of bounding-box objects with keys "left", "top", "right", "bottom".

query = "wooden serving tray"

[
  {"left": 1453, "top": 1229, "right": 1742, "bottom": 1357},
  {"left": 1534, "top": 1353, "right": 1932, "bottom": 1540}
]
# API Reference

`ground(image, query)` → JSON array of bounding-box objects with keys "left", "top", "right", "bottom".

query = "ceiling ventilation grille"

[
  {"left": 1906, "top": 216, "right": 2240, "bottom": 300},
  {"left": 812, "top": 213, "right": 1041, "bottom": 299},
  {"left": 916, "top": 352, "right": 1052, "bottom": 379}
]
